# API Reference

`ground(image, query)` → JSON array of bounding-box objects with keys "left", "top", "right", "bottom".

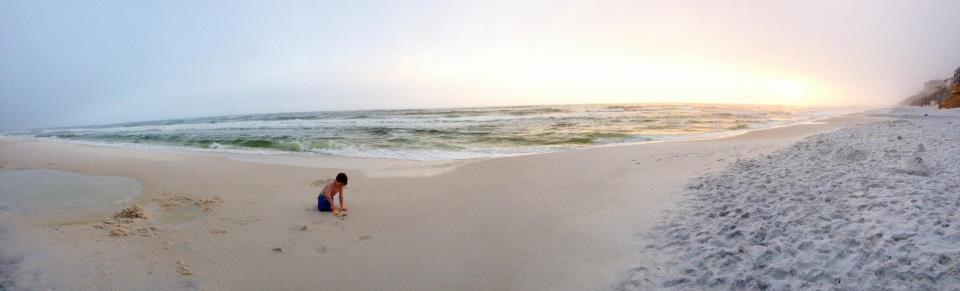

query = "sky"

[{"left": 1, "top": 0, "right": 959, "bottom": 130}]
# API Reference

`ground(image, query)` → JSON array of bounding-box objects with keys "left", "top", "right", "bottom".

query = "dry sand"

[
  {"left": 617, "top": 107, "right": 960, "bottom": 290},
  {"left": 0, "top": 114, "right": 879, "bottom": 290}
]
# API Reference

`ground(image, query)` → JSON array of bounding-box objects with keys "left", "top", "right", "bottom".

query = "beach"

[
  {"left": 4, "top": 0, "right": 958, "bottom": 289},
  {"left": 0, "top": 111, "right": 883, "bottom": 290},
  {"left": 618, "top": 107, "right": 960, "bottom": 290}
]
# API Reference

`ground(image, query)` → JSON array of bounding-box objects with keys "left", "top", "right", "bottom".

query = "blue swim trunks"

[{"left": 317, "top": 194, "right": 332, "bottom": 212}]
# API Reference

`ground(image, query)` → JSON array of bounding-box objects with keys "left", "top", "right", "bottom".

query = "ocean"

[{"left": 7, "top": 104, "right": 852, "bottom": 161}]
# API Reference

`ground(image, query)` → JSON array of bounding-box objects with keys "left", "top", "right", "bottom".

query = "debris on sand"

[
  {"left": 273, "top": 246, "right": 285, "bottom": 252},
  {"left": 300, "top": 224, "right": 310, "bottom": 231},
  {"left": 105, "top": 222, "right": 157, "bottom": 237},
  {"left": 176, "top": 259, "right": 193, "bottom": 276},
  {"left": 135, "top": 226, "right": 159, "bottom": 237},
  {"left": 209, "top": 229, "right": 227, "bottom": 234},
  {"left": 109, "top": 226, "right": 131, "bottom": 237},
  {"left": 195, "top": 196, "right": 223, "bottom": 211},
  {"left": 101, "top": 206, "right": 159, "bottom": 237},
  {"left": 332, "top": 209, "right": 347, "bottom": 220},
  {"left": 115, "top": 205, "right": 148, "bottom": 219},
  {"left": 155, "top": 193, "right": 223, "bottom": 212}
]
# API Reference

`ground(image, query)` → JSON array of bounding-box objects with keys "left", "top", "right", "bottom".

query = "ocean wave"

[{"left": 4, "top": 104, "right": 857, "bottom": 160}]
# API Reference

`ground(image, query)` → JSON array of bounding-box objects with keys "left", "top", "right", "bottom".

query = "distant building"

[
  {"left": 900, "top": 66, "right": 960, "bottom": 108},
  {"left": 943, "top": 67, "right": 960, "bottom": 108},
  {"left": 923, "top": 79, "right": 946, "bottom": 94},
  {"left": 954, "top": 67, "right": 960, "bottom": 85}
]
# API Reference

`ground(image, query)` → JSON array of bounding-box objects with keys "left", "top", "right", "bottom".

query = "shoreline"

[
  {"left": 0, "top": 111, "right": 884, "bottom": 290},
  {"left": 0, "top": 105, "right": 865, "bottom": 164},
  {"left": 0, "top": 109, "right": 868, "bottom": 178}
]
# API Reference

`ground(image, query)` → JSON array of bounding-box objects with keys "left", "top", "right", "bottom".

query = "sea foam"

[{"left": 6, "top": 104, "right": 856, "bottom": 161}]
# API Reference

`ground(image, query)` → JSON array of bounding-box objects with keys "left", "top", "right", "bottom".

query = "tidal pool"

[{"left": 0, "top": 169, "right": 141, "bottom": 214}]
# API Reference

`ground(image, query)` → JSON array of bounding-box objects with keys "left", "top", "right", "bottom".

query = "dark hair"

[{"left": 335, "top": 172, "right": 348, "bottom": 185}]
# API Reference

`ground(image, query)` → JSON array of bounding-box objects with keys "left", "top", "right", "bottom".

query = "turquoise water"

[{"left": 7, "top": 104, "right": 850, "bottom": 160}]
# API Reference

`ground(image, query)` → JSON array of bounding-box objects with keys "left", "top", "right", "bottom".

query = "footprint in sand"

[
  {"left": 311, "top": 246, "right": 327, "bottom": 256},
  {"left": 234, "top": 216, "right": 261, "bottom": 226},
  {"left": 181, "top": 279, "right": 201, "bottom": 289},
  {"left": 357, "top": 235, "right": 371, "bottom": 241}
]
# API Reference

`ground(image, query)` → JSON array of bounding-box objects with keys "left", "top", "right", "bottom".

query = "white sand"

[
  {"left": 0, "top": 114, "right": 879, "bottom": 290},
  {"left": 616, "top": 107, "right": 960, "bottom": 290}
]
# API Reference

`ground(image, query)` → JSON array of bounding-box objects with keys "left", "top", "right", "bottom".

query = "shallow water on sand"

[
  {"left": 159, "top": 204, "right": 203, "bottom": 224},
  {"left": 0, "top": 169, "right": 141, "bottom": 214}
]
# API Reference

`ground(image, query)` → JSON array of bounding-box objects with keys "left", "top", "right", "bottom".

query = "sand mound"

[
  {"left": 100, "top": 217, "right": 158, "bottom": 237},
  {"left": 99, "top": 205, "right": 160, "bottom": 237},
  {"left": 890, "top": 143, "right": 931, "bottom": 176},
  {"left": 898, "top": 154, "right": 931, "bottom": 176},
  {"left": 196, "top": 196, "right": 223, "bottom": 211},
  {"left": 110, "top": 226, "right": 131, "bottom": 237},
  {"left": 155, "top": 193, "right": 223, "bottom": 211},
  {"left": 115, "top": 205, "right": 148, "bottom": 219},
  {"left": 617, "top": 118, "right": 960, "bottom": 290}
]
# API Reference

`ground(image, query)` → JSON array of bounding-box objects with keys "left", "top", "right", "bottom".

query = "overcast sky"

[{"left": 2, "top": 0, "right": 959, "bottom": 130}]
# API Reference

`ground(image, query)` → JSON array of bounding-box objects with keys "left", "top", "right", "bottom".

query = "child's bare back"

[{"left": 317, "top": 173, "right": 348, "bottom": 214}]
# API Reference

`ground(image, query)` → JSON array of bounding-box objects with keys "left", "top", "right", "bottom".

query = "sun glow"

[
  {"left": 394, "top": 50, "right": 828, "bottom": 106},
  {"left": 771, "top": 79, "right": 810, "bottom": 104}
]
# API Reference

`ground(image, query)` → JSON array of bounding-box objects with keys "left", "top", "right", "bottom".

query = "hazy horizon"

[
  {"left": 2, "top": 0, "right": 959, "bottom": 130},
  {"left": 3, "top": 101, "right": 868, "bottom": 131}
]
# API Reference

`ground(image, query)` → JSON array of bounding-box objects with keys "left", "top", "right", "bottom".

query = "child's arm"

[{"left": 338, "top": 189, "right": 347, "bottom": 211}]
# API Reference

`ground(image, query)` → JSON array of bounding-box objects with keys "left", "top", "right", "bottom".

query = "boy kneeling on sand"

[{"left": 318, "top": 173, "right": 348, "bottom": 214}]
